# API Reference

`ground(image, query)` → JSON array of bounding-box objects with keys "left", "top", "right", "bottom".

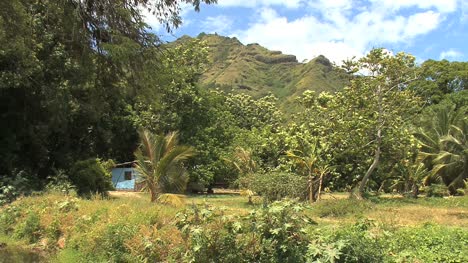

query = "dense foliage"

[
  {"left": 68, "top": 158, "right": 113, "bottom": 197},
  {"left": 1, "top": 1, "right": 467, "bottom": 262},
  {"left": 240, "top": 172, "right": 308, "bottom": 202},
  {"left": 0, "top": 0, "right": 467, "bottom": 202}
]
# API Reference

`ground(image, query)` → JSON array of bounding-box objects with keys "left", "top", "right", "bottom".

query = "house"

[{"left": 111, "top": 162, "right": 143, "bottom": 191}]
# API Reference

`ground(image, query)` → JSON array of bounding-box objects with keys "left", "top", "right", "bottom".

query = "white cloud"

[
  {"left": 440, "top": 49, "right": 463, "bottom": 60},
  {"left": 201, "top": 15, "right": 233, "bottom": 34},
  {"left": 369, "top": 0, "right": 458, "bottom": 13},
  {"left": 141, "top": 8, "right": 162, "bottom": 32},
  {"left": 232, "top": 1, "right": 454, "bottom": 63},
  {"left": 404, "top": 11, "right": 441, "bottom": 37},
  {"left": 461, "top": 0, "right": 468, "bottom": 23},
  {"left": 217, "top": 0, "right": 303, "bottom": 9},
  {"left": 142, "top": 3, "right": 195, "bottom": 32}
]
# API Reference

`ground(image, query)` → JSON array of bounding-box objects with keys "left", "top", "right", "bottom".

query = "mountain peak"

[{"left": 174, "top": 34, "right": 349, "bottom": 107}]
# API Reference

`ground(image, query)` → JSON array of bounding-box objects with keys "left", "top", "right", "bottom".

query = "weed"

[
  {"left": 13, "top": 212, "right": 42, "bottom": 243},
  {"left": 312, "top": 199, "right": 374, "bottom": 218}
]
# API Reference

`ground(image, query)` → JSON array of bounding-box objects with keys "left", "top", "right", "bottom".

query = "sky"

[{"left": 146, "top": 0, "right": 468, "bottom": 64}]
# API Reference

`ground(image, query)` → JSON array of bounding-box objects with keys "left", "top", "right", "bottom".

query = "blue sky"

[{"left": 145, "top": 0, "right": 467, "bottom": 64}]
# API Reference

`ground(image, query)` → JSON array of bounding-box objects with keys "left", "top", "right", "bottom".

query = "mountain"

[{"left": 177, "top": 33, "right": 350, "bottom": 106}]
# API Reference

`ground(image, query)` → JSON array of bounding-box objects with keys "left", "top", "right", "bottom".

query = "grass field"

[
  {"left": 109, "top": 191, "right": 468, "bottom": 226},
  {"left": 1, "top": 191, "right": 467, "bottom": 262}
]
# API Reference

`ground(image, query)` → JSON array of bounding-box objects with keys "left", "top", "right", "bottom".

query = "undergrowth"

[{"left": 0, "top": 193, "right": 467, "bottom": 262}]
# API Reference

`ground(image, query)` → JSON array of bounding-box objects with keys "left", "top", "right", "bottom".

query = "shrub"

[
  {"left": 0, "top": 185, "right": 17, "bottom": 206},
  {"left": 243, "top": 172, "right": 308, "bottom": 202},
  {"left": 97, "top": 223, "right": 138, "bottom": 262},
  {"left": 424, "top": 184, "right": 449, "bottom": 197},
  {"left": 0, "top": 204, "right": 21, "bottom": 234},
  {"left": 45, "top": 169, "right": 76, "bottom": 196},
  {"left": 315, "top": 220, "right": 468, "bottom": 263},
  {"left": 0, "top": 170, "right": 34, "bottom": 205},
  {"left": 388, "top": 223, "right": 468, "bottom": 262},
  {"left": 328, "top": 219, "right": 387, "bottom": 262},
  {"left": 69, "top": 158, "right": 113, "bottom": 197},
  {"left": 45, "top": 217, "right": 62, "bottom": 242},
  {"left": 125, "top": 225, "right": 184, "bottom": 262},
  {"left": 13, "top": 212, "right": 42, "bottom": 243},
  {"left": 176, "top": 200, "right": 331, "bottom": 263}
]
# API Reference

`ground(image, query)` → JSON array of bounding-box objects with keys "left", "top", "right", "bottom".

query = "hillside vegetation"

[{"left": 178, "top": 34, "right": 349, "bottom": 106}]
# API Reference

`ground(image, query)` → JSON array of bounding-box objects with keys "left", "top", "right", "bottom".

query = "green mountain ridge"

[{"left": 177, "top": 33, "right": 350, "bottom": 105}]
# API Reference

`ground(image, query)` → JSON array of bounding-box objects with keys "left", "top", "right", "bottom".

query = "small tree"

[
  {"left": 390, "top": 162, "right": 431, "bottom": 198},
  {"left": 286, "top": 140, "right": 329, "bottom": 203},
  {"left": 340, "top": 49, "right": 420, "bottom": 199},
  {"left": 134, "top": 129, "right": 195, "bottom": 202},
  {"left": 229, "top": 147, "right": 258, "bottom": 204}
]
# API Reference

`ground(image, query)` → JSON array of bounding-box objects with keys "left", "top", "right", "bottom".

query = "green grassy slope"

[{"left": 178, "top": 33, "right": 350, "bottom": 106}]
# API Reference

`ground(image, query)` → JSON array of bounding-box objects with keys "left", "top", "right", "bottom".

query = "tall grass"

[{"left": 0, "top": 192, "right": 467, "bottom": 262}]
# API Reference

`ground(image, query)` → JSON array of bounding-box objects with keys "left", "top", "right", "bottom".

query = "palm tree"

[
  {"left": 316, "top": 163, "right": 333, "bottom": 201},
  {"left": 432, "top": 120, "right": 467, "bottom": 193},
  {"left": 231, "top": 147, "right": 257, "bottom": 176},
  {"left": 390, "top": 162, "right": 432, "bottom": 198},
  {"left": 227, "top": 147, "right": 257, "bottom": 204},
  {"left": 416, "top": 106, "right": 467, "bottom": 194},
  {"left": 134, "top": 129, "right": 195, "bottom": 202},
  {"left": 286, "top": 140, "right": 325, "bottom": 203},
  {"left": 415, "top": 106, "right": 461, "bottom": 162}
]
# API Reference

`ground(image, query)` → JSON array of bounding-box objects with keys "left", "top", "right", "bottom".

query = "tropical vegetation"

[{"left": 0, "top": 0, "right": 467, "bottom": 261}]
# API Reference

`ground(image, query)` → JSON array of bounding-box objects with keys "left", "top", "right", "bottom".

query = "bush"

[
  {"left": 0, "top": 170, "right": 34, "bottom": 205},
  {"left": 242, "top": 172, "right": 308, "bottom": 202},
  {"left": 0, "top": 204, "right": 21, "bottom": 234},
  {"left": 0, "top": 185, "right": 17, "bottom": 206},
  {"left": 424, "top": 184, "right": 449, "bottom": 197},
  {"left": 13, "top": 212, "right": 42, "bottom": 243},
  {"left": 315, "top": 220, "right": 468, "bottom": 263},
  {"left": 175, "top": 200, "right": 340, "bottom": 263},
  {"left": 325, "top": 219, "right": 387, "bottom": 262},
  {"left": 45, "top": 169, "right": 76, "bottom": 196},
  {"left": 69, "top": 158, "right": 113, "bottom": 197},
  {"left": 388, "top": 223, "right": 468, "bottom": 262}
]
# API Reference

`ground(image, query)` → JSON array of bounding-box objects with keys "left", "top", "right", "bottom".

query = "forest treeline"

[{"left": 0, "top": 0, "right": 467, "bottom": 203}]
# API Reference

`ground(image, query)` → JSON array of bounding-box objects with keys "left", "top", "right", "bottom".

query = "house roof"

[{"left": 114, "top": 161, "right": 137, "bottom": 168}]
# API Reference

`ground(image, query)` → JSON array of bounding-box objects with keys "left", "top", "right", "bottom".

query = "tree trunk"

[
  {"left": 357, "top": 84, "right": 383, "bottom": 200},
  {"left": 411, "top": 183, "right": 419, "bottom": 198},
  {"left": 308, "top": 176, "right": 313, "bottom": 203},
  {"left": 150, "top": 185, "right": 158, "bottom": 202},
  {"left": 317, "top": 172, "right": 325, "bottom": 201},
  {"left": 308, "top": 175, "right": 316, "bottom": 204},
  {"left": 357, "top": 142, "right": 380, "bottom": 199}
]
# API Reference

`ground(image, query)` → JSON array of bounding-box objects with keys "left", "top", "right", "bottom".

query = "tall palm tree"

[{"left": 134, "top": 129, "right": 195, "bottom": 202}]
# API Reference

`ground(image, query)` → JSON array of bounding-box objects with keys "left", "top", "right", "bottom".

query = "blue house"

[{"left": 111, "top": 162, "right": 142, "bottom": 191}]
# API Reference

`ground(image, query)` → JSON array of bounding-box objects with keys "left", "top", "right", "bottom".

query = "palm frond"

[
  {"left": 134, "top": 129, "right": 194, "bottom": 201},
  {"left": 157, "top": 145, "right": 195, "bottom": 182}
]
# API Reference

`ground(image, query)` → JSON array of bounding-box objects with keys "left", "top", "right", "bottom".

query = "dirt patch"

[
  {"left": 369, "top": 206, "right": 468, "bottom": 227},
  {"left": 109, "top": 191, "right": 146, "bottom": 199}
]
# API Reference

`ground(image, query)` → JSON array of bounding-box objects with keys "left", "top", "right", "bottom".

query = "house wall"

[{"left": 111, "top": 168, "right": 139, "bottom": 190}]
